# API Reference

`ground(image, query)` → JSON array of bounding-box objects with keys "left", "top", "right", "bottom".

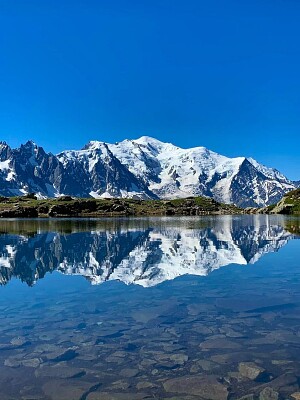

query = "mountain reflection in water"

[
  {"left": 0, "top": 215, "right": 297, "bottom": 287},
  {"left": 1, "top": 215, "right": 300, "bottom": 400}
]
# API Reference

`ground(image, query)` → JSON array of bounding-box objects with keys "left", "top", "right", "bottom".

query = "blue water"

[{"left": 0, "top": 215, "right": 299, "bottom": 400}]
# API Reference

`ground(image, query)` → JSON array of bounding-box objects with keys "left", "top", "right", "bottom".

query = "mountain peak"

[
  {"left": 0, "top": 141, "right": 11, "bottom": 156},
  {"left": 82, "top": 140, "right": 105, "bottom": 150},
  {"left": 134, "top": 135, "right": 164, "bottom": 144},
  {"left": 21, "top": 140, "right": 39, "bottom": 154},
  {"left": 133, "top": 136, "right": 173, "bottom": 150},
  {"left": 246, "top": 157, "right": 291, "bottom": 182},
  {"left": 24, "top": 139, "right": 37, "bottom": 147}
]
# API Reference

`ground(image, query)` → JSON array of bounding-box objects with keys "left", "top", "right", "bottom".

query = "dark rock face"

[
  {"left": 0, "top": 141, "right": 152, "bottom": 200},
  {"left": 230, "top": 159, "right": 292, "bottom": 208},
  {"left": 0, "top": 141, "right": 60, "bottom": 197},
  {"left": 293, "top": 180, "right": 300, "bottom": 188}
]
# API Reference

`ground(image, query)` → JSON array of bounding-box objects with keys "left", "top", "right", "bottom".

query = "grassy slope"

[
  {"left": 283, "top": 189, "right": 300, "bottom": 213},
  {"left": 269, "top": 189, "right": 300, "bottom": 215},
  {"left": 0, "top": 194, "right": 241, "bottom": 218}
]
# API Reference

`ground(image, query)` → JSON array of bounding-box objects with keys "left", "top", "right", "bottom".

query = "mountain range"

[{"left": 0, "top": 137, "right": 297, "bottom": 207}]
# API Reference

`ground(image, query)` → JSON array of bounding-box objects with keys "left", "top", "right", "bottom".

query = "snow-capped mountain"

[
  {"left": 293, "top": 180, "right": 300, "bottom": 188},
  {"left": 0, "top": 141, "right": 60, "bottom": 197},
  {"left": 0, "top": 216, "right": 296, "bottom": 287},
  {"left": 107, "top": 137, "right": 295, "bottom": 207},
  {"left": 0, "top": 140, "right": 152, "bottom": 199},
  {"left": 0, "top": 137, "right": 296, "bottom": 206},
  {"left": 56, "top": 142, "right": 153, "bottom": 198}
]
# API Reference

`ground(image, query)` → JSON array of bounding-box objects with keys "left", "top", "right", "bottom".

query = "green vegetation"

[
  {"left": 258, "top": 189, "right": 300, "bottom": 215},
  {"left": 0, "top": 194, "right": 242, "bottom": 218},
  {"left": 266, "top": 204, "right": 276, "bottom": 212},
  {"left": 2, "top": 189, "right": 299, "bottom": 218},
  {"left": 278, "top": 189, "right": 300, "bottom": 214}
]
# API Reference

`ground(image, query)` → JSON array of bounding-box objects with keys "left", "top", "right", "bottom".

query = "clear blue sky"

[{"left": 0, "top": 0, "right": 299, "bottom": 179}]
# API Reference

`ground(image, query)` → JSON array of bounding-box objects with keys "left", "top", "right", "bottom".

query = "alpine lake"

[{"left": 0, "top": 215, "right": 300, "bottom": 400}]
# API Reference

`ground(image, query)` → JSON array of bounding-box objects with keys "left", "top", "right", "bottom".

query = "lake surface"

[{"left": 0, "top": 215, "right": 300, "bottom": 400}]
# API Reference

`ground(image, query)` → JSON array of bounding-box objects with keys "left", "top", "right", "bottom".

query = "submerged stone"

[
  {"left": 238, "top": 362, "right": 265, "bottom": 380},
  {"left": 259, "top": 387, "right": 279, "bottom": 400},
  {"left": 35, "top": 365, "right": 85, "bottom": 379},
  {"left": 255, "top": 373, "right": 298, "bottom": 392},
  {"left": 110, "top": 380, "right": 130, "bottom": 390},
  {"left": 42, "top": 379, "right": 96, "bottom": 400},
  {"left": 10, "top": 337, "right": 29, "bottom": 346},
  {"left": 21, "top": 358, "right": 42, "bottom": 368},
  {"left": 163, "top": 374, "right": 228, "bottom": 400},
  {"left": 200, "top": 338, "right": 241, "bottom": 350},
  {"left": 136, "top": 381, "right": 158, "bottom": 390},
  {"left": 271, "top": 359, "right": 293, "bottom": 365},
  {"left": 119, "top": 368, "right": 139, "bottom": 378},
  {"left": 4, "top": 357, "right": 21, "bottom": 368},
  {"left": 163, "top": 397, "right": 203, "bottom": 400},
  {"left": 154, "top": 352, "right": 189, "bottom": 369},
  {"left": 291, "top": 393, "right": 300, "bottom": 400},
  {"left": 87, "top": 392, "right": 148, "bottom": 400},
  {"left": 45, "top": 348, "right": 78, "bottom": 362},
  {"left": 197, "top": 359, "right": 220, "bottom": 371}
]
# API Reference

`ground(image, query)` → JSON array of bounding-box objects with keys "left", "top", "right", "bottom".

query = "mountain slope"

[
  {"left": 107, "top": 136, "right": 295, "bottom": 207},
  {"left": 269, "top": 188, "right": 300, "bottom": 215},
  {"left": 56, "top": 142, "right": 153, "bottom": 198},
  {"left": 0, "top": 141, "right": 60, "bottom": 197},
  {"left": 0, "top": 137, "right": 296, "bottom": 207}
]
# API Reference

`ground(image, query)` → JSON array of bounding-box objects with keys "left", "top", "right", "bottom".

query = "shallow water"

[{"left": 0, "top": 215, "right": 300, "bottom": 400}]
